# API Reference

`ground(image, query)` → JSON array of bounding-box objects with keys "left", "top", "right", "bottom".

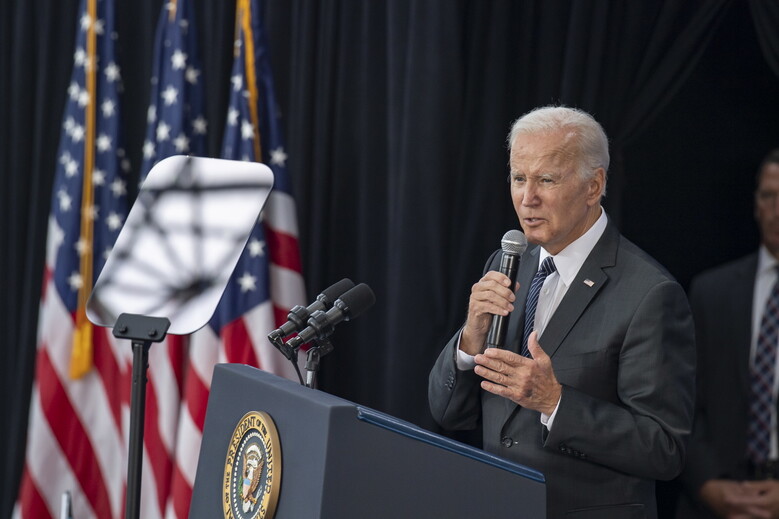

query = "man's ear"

[{"left": 587, "top": 167, "right": 606, "bottom": 205}]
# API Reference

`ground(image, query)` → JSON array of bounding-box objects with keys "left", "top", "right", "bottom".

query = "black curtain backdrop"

[{"left": 2, "top": 1, "right": 779, "bottom": 516}]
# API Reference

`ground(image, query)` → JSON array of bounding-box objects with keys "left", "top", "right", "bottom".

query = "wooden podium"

[{"left": 190, "top": 364, "right": 546, "bottom": 518}]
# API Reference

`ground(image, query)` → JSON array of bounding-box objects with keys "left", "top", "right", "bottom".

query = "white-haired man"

[{"left": 429, "top": 105, "right": 695, "bottom": 519}]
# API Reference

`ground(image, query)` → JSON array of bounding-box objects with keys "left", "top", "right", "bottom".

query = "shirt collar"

[
  {"left": 758, "top": 245, "right": 779, "bottom": 276},
  {"left": 539, "top": 208, "right": 608, "bottom": 286}
]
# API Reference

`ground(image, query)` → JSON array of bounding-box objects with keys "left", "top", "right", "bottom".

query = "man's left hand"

[{"left": 474, "top": 331, "right": 561, "bottom": 415}]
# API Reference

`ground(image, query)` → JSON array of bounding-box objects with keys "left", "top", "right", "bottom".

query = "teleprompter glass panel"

[{"left": 87, "top": 155, "right": 274, "bottom": 335}]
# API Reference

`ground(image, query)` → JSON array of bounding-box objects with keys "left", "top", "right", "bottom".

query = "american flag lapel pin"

[{"left": 583, "top": 279, "right": 595, "bottom": 287}]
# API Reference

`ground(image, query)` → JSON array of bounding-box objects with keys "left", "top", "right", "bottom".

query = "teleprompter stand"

[{"left": 112, "top": 313, "right": 170, "bottom": 519}]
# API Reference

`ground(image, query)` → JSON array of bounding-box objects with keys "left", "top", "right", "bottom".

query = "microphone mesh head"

[
  {"left": 501, "top": 229, "right": 528, "bottom": 256},
  {"left": 319, "top": 278, "right": 355, "bottom": 305},
  {"left": 337, "top": 283, "right": 376, "bottom": 319}
]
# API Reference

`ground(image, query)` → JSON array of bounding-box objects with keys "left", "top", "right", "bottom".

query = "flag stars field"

[
  {"left": 173, "top": 133, "right": 190, "bottom": 153},
  {"left": 104, "top": 62, "right": 120, "bottom": 82},
  {"left": 57, "top": 190, "right": 72, "bottom": 211},
  {"left": 67, "top": 272, "right": 83, "bottom": 291},
  {"left": 247, "top": 238, "right": 265, "bottom": 257},
  {"left": 240, "top": 120, "right": 254, "bottom": 140},
  {"left": 101, "top": 99, "right": 116, "bottom": 117},
  {"left": 93, "top": 169, "right": 106, "bottom": 185},
  {"left": 70, "top": 123, "right": 85, "bottom": 142},
  {"left": 143, "top": 140, "right": 156, "bottom": 159},
  {"left": 171, "top": 49, "right": 187, "bottom": 70},
  {"left": 77, "top": 89, "right": 90, "bottom": 108},
  {"left": 68, "top": 83, "right": 81, "bottom": 101},
  {"left": 110, "top": 178, "right": 126, "bottom": 197},
  {"left": 186, "top": 66, "right": 200, "bottom": 84},
  {"left": 96, "top": 134, "right": 112, "bottom": 152},
  {"left": 227, "top": 108, "right": 239, "bottom": 126},
  {"left": 64, "top": 159, "right": 79, "bottom": 178},
  {"left": 106, "top": 212, "right": 123, "bottom": 231},
  {"left": 192, "top": 115, "right": 207, "bottom": 134},
  {"left": 269, "top": 147, "right": 287, "bottom": 167},
  {"left": 162, "top": 85, "right": 179, "bottom": 105},
  {"left": 231, "top": 74, "right": 243, "bottom": 91},
  {"left": 238, "top": 272, "right": 258, "bottom": 293},
  {"left": 74, "top": 48, "right": 86, "bottom": 67},
  {"left": 156, "top": 121, "right": 171, "bottom": 141}
]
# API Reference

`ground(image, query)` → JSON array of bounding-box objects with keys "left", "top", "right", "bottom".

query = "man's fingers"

[
  {"left": 526, "top": 332, "right": 549, "bottom": 362},
  {"left": 475, "top": 272, "right": 516, "bottom": 301},
  {"left": 480, "top": 347, "right": 525, "bottom": 367}
]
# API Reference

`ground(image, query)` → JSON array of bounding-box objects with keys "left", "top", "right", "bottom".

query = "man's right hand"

[
  {"left": 459, "top": 270, "right": 516, "bottom": 356},
  {"left": 700, "top": 479, "right": 773, "bottom": 518}
]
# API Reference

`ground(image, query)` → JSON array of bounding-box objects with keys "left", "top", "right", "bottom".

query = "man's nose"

[{"left": 522, "top": 182, "right": 539, "bottom": 205}]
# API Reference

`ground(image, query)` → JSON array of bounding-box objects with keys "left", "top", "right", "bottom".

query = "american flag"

[
  {"left": 142, "top": 0, "right": 307, "bottom": 517},
  {"left": 14, "top": 0, "right": 132, "bottom": 517},
  {"left": 210, "top": 0, "right": 307, "bottom": 375},
  {"left": 140, "top": 0, "right": 207, "bottom": 177},
  {"left": 136, "top": 1, "right": 207, "bottom": 517}
]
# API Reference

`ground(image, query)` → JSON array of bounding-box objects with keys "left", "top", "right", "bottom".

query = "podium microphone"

[
  {"left": 268, "top": 278, "right": 355, "bottom": 346},
  {"left": 284, "top": 283, "right": 376, "bottom": 353},
  {"left": 485, "top": 230, "right": 527, "bottom": 349}
]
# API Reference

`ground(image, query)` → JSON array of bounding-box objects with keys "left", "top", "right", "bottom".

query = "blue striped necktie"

[
  {"left": 521, "top": 256, "right": 556, "bottom": 356},
  {"left": 747, "top": 266, "right": 779, "bottom": 464}
]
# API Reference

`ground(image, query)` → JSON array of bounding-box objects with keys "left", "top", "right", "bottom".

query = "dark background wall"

[
  {"left": 1, "top": 1, "right": 778, "bottom": 516},
  {"left": 622, "top": 2, "right": 771, "bottom": 284}
]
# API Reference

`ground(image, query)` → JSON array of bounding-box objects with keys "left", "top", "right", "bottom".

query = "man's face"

[
  {"left": 756, "top": 162, "right": 779, "bottom": 258},
  {"left": 508, "top": 131, "right": 604, "bottom": 255}
]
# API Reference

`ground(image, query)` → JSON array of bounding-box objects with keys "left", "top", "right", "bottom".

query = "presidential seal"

[{"left": 223, "top": 411, "right": 281, "bottom": 519}]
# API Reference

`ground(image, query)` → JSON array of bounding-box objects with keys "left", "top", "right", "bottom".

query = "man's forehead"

[
  {"left": 759, "top": 163, "right": 779, "bottom": 188},
  {"left": 510, "top": 144, "right": 577, "bottom": 168},
  {"left": 511, "top": 130, "right": 577, "bottom": 156}
]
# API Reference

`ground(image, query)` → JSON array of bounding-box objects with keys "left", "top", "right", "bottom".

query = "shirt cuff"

[
  {"left": 540, "top": 395, "right": 562, "bottom": 430},
  {"left": 454, "top": 331, "right": 477, "bottom": 370}
]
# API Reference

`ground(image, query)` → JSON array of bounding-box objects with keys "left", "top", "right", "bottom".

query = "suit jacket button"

[{"left": 501, "top": 436, "right": 513, "bottom": 448}]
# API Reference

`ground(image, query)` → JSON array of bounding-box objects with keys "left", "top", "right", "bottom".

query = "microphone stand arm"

[{"left": 305, "top": 337, "right": 334, "bottom": 389}]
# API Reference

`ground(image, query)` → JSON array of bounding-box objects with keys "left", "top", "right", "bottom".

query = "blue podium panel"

[{"left": 190, "top": 364, "right": 546, "bottom": 518}]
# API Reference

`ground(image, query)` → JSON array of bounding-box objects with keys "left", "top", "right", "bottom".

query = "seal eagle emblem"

[{"left": 223, "top": 411, "right": 281, "bottom": 519}]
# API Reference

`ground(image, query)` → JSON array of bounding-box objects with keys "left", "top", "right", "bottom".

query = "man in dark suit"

[
  {"left": 677, "top": 149, "right": 779, "bottom": 518},
  {"left": 429, "top": 105, "right": 695, "bottom": 519}
]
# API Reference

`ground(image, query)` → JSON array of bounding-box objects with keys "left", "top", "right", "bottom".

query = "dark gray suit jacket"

[
  {"left": 676, "top": 253, "right": 759, "bottom": 518},
  {"left": 429, "top": 221, "right": 696, "bottom": 519}
]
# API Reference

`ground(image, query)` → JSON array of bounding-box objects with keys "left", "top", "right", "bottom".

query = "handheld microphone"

[
  {"left": 485, "top": 230, "right": 527, "bottom": 349},
  {"left": 284, "top": 283, "right": 376, "bottom": 352},
  {"left": 268, "top": 278, "right": 355, "bottom": 345}
]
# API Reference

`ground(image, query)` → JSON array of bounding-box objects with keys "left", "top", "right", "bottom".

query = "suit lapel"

[
  {"left": 733, "top": 255, "right": 759, "bottom": 395},
  {"left": 537, "top": 224, "right": 618, "bottom": 358}
]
